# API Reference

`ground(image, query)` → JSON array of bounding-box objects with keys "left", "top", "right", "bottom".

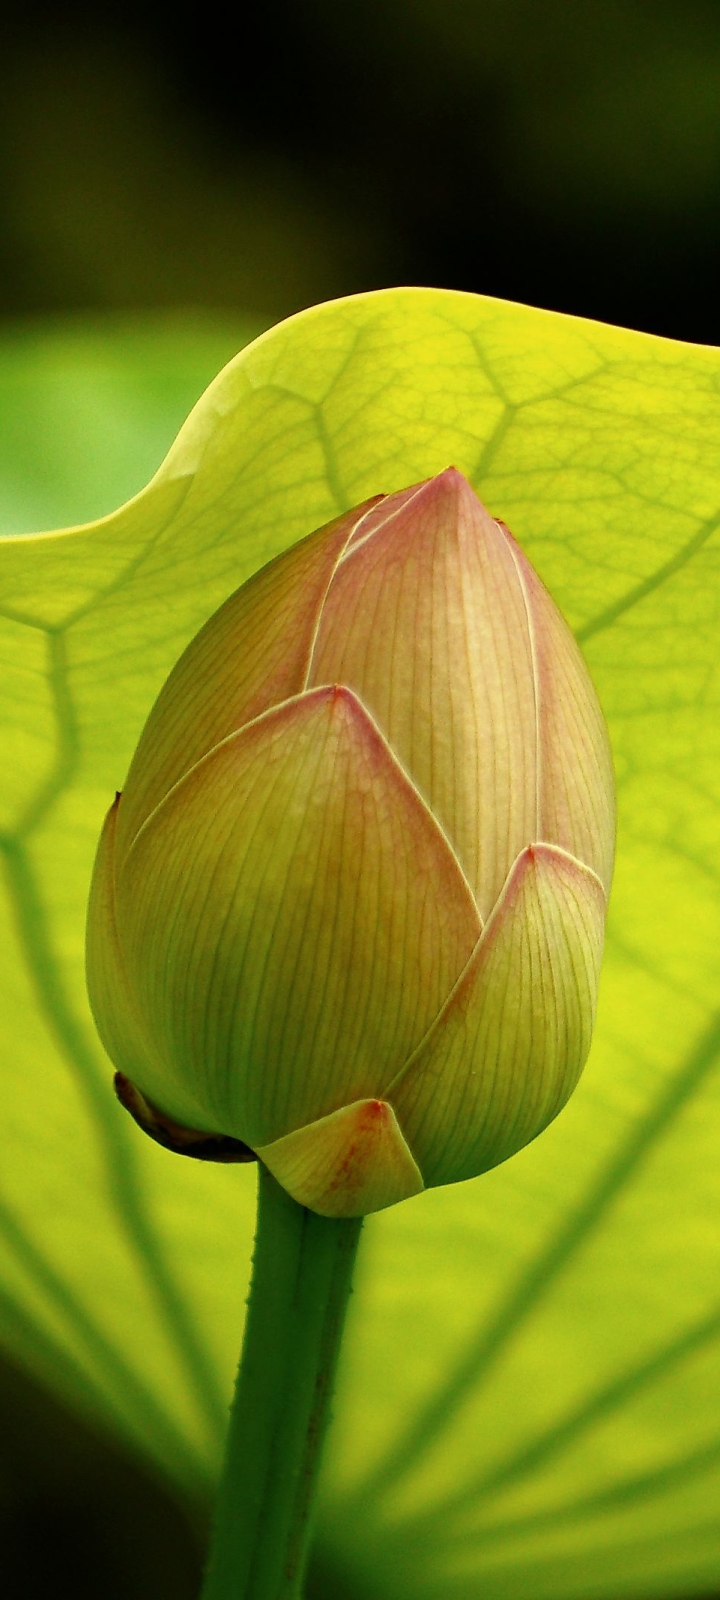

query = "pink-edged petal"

[
  {"left": 115, "top": 685, "right": 481, "bottom": 1149},
  {"left": 343, "top": 478, "right": 434, "bottom": 551},
  {"left": 116, "top": 497, "right": 381, "bottom": 861},
  {"left": 389, "top": 843, "right": 607, "bottom": 1187},
  {"left": 85, "top": 796, "right": 211, "bottom": 1131},
  {"left": 257, "top": 1099, "right": 424, "bottom": 1218},
  {"left": 498, "top": 521, "right": 616, "bottom": 896},
  {"left": 308, "top": 468, "right": 540, "bottom": 916}
]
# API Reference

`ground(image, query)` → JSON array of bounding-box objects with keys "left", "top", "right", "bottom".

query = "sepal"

[{"left": 257, "top": 1099, "right": 424, "bottom": 1217}]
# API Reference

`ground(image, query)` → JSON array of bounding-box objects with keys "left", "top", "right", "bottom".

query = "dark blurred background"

[
  {"left": 2, "top": 0, "right": 720, "bottom": 340},
  {"left": 3, "top": 2, "right": 720, "bottom": 1594}
]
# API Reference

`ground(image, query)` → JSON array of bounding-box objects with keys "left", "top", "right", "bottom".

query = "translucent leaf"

[{"left": 0, "top": 293, "right": 719, "bottom": 1599}]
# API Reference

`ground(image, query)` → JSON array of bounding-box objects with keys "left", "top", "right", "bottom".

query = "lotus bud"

[{"left": 86, "top": 470, "right": 614, "bottom": 1218}]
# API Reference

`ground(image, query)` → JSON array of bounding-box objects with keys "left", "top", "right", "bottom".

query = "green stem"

[{"left": 201, "top": 1164, "right": 363, "bottom": 1600}]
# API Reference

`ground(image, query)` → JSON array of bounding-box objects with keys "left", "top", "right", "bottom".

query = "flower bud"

[{"left": 86, "top": 470, "right": 614, "bottom": 1217}]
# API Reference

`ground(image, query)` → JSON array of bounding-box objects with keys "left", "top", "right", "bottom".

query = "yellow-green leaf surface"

[{"left": 0, "top": 290, "right": 719, "bottom": 1599}]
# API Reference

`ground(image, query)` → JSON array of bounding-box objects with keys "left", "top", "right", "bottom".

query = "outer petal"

[
  {"left": 308, "top": 468, "right": 541, "bottom": 916},
  {"left": 257, "top": 1099, "right": 424, "bottom": 1218},
  {"left": 85, "top": 796, "right": 211, "bottom": 1131},
  {"left": 116, "top": 497, "right": 381, "bottom": 862},
  {"left": 115, "top": 685, "right": 481, "bottom": 1148},
  {"left": 389, "top": 844, "right": 607, "bottom": 1186},
  {"left": 498, "top": 522, "right": 616, "bottom": 896}
]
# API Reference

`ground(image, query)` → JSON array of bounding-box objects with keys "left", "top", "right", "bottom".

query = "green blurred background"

[{"left": 2, "top": 2, "right": 720, "bottom": 1594}]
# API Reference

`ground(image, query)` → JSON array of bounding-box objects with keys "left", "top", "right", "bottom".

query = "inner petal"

[{"left": 308, "top": 468, "right": 539, "bottom": 916}]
